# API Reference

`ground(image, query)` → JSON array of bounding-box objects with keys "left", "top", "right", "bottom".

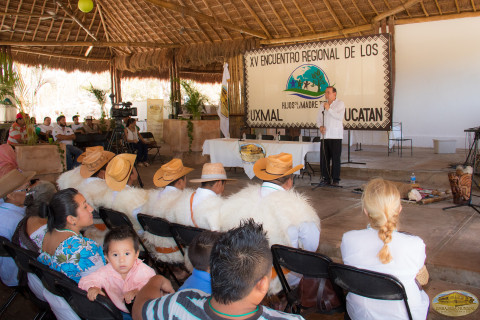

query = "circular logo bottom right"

[{"left": 432, "top": 290, "right": 479, "bottom": 317}]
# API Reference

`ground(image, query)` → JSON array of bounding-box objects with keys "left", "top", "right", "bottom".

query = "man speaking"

[{"left": 316, "top": 86, "right": 345, "bottom": 186}]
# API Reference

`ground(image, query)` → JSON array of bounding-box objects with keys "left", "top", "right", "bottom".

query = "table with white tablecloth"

[{"left": 202, "top": 138, "right": 320, "bottom": 179}]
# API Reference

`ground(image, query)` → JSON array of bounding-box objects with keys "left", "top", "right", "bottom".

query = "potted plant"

[{"left": 85, "top": 83, "right": 109, "bottom": 132}]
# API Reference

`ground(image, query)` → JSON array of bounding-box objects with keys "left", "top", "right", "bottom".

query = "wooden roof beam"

[
  {"left": 0, "top": 40, "right": 179, "bottom": 48},
  {"left": 323, "top": 0, "right": 344, "bottom": 29},
  {"left": 395, "top": 10, "right": 480, "bottom": 24},
  {"left": 372, "top": 0, "right": 423, "bottom": 23},
  {"left": 260, "top": 24, "right": 372, "bottom": 45},
  {"left": 12, "top": 48, "right": 110, "bottom": 61},
  {"left": 238, "top": 0, "right": 272, "bottom": 38},
  {"left": 143, "top": 0, "right": 267, "bottom": 39},
  {"left": 55, "top": 0, "right": 98, "bottom": 41}
]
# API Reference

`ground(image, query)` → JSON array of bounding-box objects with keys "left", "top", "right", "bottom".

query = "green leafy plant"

[
  {"left": 180, "top": 80, "right": 208, "bottom": 120},
  {"left": 187, "top": 119, "right": 194, "bottom": 152},
  {"left": 84, "top": 83, "right": 109, "bottom": 132}
]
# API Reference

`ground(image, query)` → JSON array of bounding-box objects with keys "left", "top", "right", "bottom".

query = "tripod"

[
  {"left": 106, "top": 124, "right": 144, "bottom": 188},
  {"left": 443, "top": 130, "right": 480, "bottom": 214}
]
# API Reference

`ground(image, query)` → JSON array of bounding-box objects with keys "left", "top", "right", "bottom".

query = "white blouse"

[
  {"left": 126, "top": 127, "right": 139, "bottom": 143},
  {"left": 340, "top": 228, "right": 429, "bottom": 320}
]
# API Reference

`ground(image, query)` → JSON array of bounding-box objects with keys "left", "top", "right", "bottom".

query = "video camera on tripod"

[{"left": 110, "top": 101, "right": 137, "bottom": 119}]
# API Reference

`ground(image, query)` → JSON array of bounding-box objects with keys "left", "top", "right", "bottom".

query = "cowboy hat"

[
  {"left": 105, "top": 153, "right": 136, "bottom": 191},
  {"left": 190, "top": 163, "right": 236, "bottom": 183},
  {"left": 153, "top": 159, "right": 194, "bottom": 188},
  {"left": 77, "top": 146, "right": 105, "bottom": 163},
  {"left": 0, "top": 169, "right": 36, "bottom": 198},
  {"left": 253, "top": 153, "right": 303, "bottom": 181},
  {"left": 80, "top": 149, "right": 115, "bottom": 178}
]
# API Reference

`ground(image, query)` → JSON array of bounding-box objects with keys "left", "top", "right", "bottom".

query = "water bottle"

[
  {"left": 242, "top": 132, "right": 246, "bottom": 140},
  {"left": 410, "top": 173, "right": 416, "bottom": 184},
  {"left": 299, "top": 134, "right": 303, "bottom": 142},
  {"left": 277, "top": 133, "right": 280, "bottom": 141},
  {"left": 258, "top": 133, "right": 262, "bottom": 140}
]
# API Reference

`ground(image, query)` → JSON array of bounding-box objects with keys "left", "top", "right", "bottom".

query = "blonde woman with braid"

[{"left": 340, "top": 178, "right": 429, "bottom": 320}]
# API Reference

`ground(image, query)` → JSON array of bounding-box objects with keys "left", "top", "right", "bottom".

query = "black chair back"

[
  {"left": 55, "top": 279, "right": 123, "bottom": 320},
  {"left": 169, "top": 223, "right": 207, "bottom": 253},
  {"left": 312, "top": 136, "right": 321, "bottom": 142},
  {"left": 0, "top": 236, "right": 9, "bottom": 257},
  {"left": 29, "top": 256, "right": 79, "bottom": 297},
  {"left": 245, "top": 134, "right": 256, "bottom": 139},
  {"left": 261, "top": 134, "right": 274, "bottom": 140},
  {"left": 301, "top": 136, "right": 311, "bottom": 142},
  {"left": 2, "top": 240, "right": 38, "bottom": 274},
  {"left": 99, "top": 207, "right": 133, "bottom": 229},
  {"left": 329, "top": 262, "right": 413, "bottom": 320},
  {"left": 279, "top": 135, "right": 292, "bottom": 141},
  {"left": 140, "top": 132, "right": 154, "bottom": 139}
]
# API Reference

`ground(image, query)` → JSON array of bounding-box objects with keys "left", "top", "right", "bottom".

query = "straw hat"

[
  {"left": 190, "top": 163, "right": 236, "bottom": 183},
  {"left": 105, "top": 153, "right": 137, "bottom": 191},
  {"left": 0, "top": 169, "right": 36, "bottom": 198},
  {"left": 153, "top": 159, "right": 194, "bottom": 188},
  {"left": 253, "top": 153, "right": 303, "bottom": 181},
  {"left": 80, "top": 149, "right": 115, "bottom": 178},
  {"left": 77, "top": 146, "right": 106, "bottom": 163}
]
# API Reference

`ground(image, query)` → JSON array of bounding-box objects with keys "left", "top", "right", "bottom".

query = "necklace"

[
  {"left": 54, "top": 228, "right": 79, "bottom": 236},
  {"left": 208, "top": 298, "right": 259, "bottom": 318}
]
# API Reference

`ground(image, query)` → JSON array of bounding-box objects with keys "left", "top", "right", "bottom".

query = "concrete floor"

[{"left": 2, "top": 144, "right": 479, "bottom": 319}]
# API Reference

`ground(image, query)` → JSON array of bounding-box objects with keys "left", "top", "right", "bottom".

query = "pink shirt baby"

[{"left": 79, "top": 258, "right": 155, "bottom": 313}]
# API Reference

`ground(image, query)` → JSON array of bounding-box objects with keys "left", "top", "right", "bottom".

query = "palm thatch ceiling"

[{"left": 1, "top": 0, "right": 479, "bottom": 81}]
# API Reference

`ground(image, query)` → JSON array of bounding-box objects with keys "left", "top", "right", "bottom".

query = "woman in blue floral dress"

[{"left": 38, "top": 188, "right": 106, "bottom": 283}]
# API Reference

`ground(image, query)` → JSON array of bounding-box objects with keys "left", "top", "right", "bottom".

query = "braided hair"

[{"left": 362, "top": 178, "right": 401, "bottom": 264}]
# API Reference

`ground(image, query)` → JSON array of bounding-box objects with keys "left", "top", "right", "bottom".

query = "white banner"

[
  {"left": 218, "top": 62, "right": 230, "bottom": 138},
  {"left": 244, "top": 34, "right": 392, "bottom": 130}
]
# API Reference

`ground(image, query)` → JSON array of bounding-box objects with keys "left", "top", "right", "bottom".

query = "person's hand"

[
  {"left": 324, "top": 102, "right": 330, "bottom": 111},
  {"left": 87, "top": 287, "right": 105, "bottom": 301},
  {"left": 125, "top": 289, "right": 139, "bottom": 304},
  {"left": 320, "top": 126, "right": 326, "bottom": 135}
]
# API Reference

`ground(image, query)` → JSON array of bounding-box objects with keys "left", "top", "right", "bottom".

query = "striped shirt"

[
  {"left": 142, "top": 289, "right": 304, "bottom": 320},
  {"left": 7, "top": 122, "right": 26, "bottom": 145}
]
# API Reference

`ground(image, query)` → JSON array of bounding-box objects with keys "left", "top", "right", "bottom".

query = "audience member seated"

[
  {"left": 124, "top": 118, "right": 149, "bottom": 167},
  {"left": 0, "top": 144, "right": 18, "bottom": 178},
  {"left": 79, "top": 147, "right": 115, "bottom": 180},
  {"left": 179, "top": 231, "right": 221, "bottom": 294},
  {"left": 37, "top": 116, "right": 54, "bottom": 141},
  {"left": 83, "top": 116, "right": 101, "bottom": 134},
  {"left": 71, "top": 115, "right": 85, "bottom": 133},
  {"left": 0, "top": 169, "right": 36, "bottom": 286},
  {"left": 79, "top": 226, "right": 155, "bottom": 319},
  {"left": 105, "top": 153, "right": 139, "bottom": 191},
  {"left": 189, "top": 163, "right": 235, "bottom": 228},
  {"left": 37, "top": 188, "right": 106, "bottom": 283},
  {"left": 340, "top": 178, "right": 429, "bottom": 320},
  {"left": 11, "top": 181, "right": 56, "bottom": 302},
  {"left": 220, "top": 153, "right": 320, "bottom": 292},
  {"left": 7, "top": 112, "right": 27, "bottom": 146},
  {"left": 53, "top": 115, "right": 84, "bottom": 170},
  {"left": 133, "top": 219, "right": 304, "bottom": 320}
]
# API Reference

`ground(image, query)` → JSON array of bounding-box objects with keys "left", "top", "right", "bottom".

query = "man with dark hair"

[
  {"left": 53, "top": 115, "right": 83, "bottom": 170},
  {"left": 71, "top": 115, "right": 85, "bottom": 133},
  {"left": 133, "top": 219, "right": 304, "bottom": 320},
  {"left": 38, "top": 116, "right": 54, "bottom": 140},
  {"left": 316, "top": 85, "right": 345, "bottom": 186}
]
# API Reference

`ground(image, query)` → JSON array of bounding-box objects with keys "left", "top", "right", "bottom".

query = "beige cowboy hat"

[
  {"left": 0, "top": 169, "right": 36, "bottom": 198},
  {"left": 253, "top": 153, "right": 303, "bottom": 181},
  {"left": 153, "top": 159, "right": 194, "bottom": 188},
  {"left": 80, "top": 149, "right": 115, "bottom": 178},
  {"left": 77, "top": 146, "right": 105, "bottom": 163},
  {"left": 105, "top": 153, "right": 137, "bottom": 191},
  {"left": 190, "top": 163, "right": 236, "bottom": 183}
]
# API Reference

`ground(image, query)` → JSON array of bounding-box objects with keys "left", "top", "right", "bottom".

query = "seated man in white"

[{"left": 220, "top": 153, "right": 320, "bottom": 293}]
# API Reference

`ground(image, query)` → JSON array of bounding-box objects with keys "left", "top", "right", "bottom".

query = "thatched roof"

[{"left": 1, "top": 0, "right": 479, "bottom": 81}]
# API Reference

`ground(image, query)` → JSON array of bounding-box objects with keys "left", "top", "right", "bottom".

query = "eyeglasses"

[{"left": 13, "top": 188, "right": 29, "bottom": 193}]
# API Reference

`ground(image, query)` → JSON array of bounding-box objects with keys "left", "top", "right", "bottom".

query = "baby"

[{"left": 79, "top": 226, "right": 155, "bottom": 317}]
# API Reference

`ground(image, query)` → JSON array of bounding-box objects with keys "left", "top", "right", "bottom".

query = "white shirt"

[
  {"left": 192, "top": 188, "right": 217, "bottom": 211},
  {"left": 52, "top": 125, "right": 75, "bottom": 145},
  {"left": 316, "top": 99, "right": 345, "bottom": 139},
  {"left": 341, "top": 228, "right": 429, "bottom": 320},
  {"left": 126, "top": 127, "right": 139, "bottom": 143},
  {"left": 38, "top": 124, "right": 54, "bottom": 133},
  {"left": 71, "top": 123, "right": 84, "bottom": 131}
]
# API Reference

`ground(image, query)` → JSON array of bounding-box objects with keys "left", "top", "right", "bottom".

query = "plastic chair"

[
  {"left": 271, "top": 244, "right": 345, "bottom": 314},
  {"left": 388, "top": 122, "right": 413, "bottom": 157},
  {"left": 245, "top": 134, "right": 256, "bottom": 139},
  {"left": 140, "top": 132, "right": 161, "bottom": 162},
  {"left": 98, "top": 207, "right": 160, "bottom": 274},
  {"left": 136, "top": 213, "right": 182, "bottom": 286},
  {"left": 328, "top": 262, "right": 413, "bottom": 320},
  {"left": 169, "top": 223, "right": 207, "bottom": 254},
  {"left": 0, "top": 238, "right": 52, "bottom": 319},
  {"left": 0, "top": 236, "right": 21, "bottom": 316},
  {"left": 54, "top": 279, "right": 123, "bottom": 320},
  {"left": 293, "top": 136, "right": 312, "bottom": 142}
]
